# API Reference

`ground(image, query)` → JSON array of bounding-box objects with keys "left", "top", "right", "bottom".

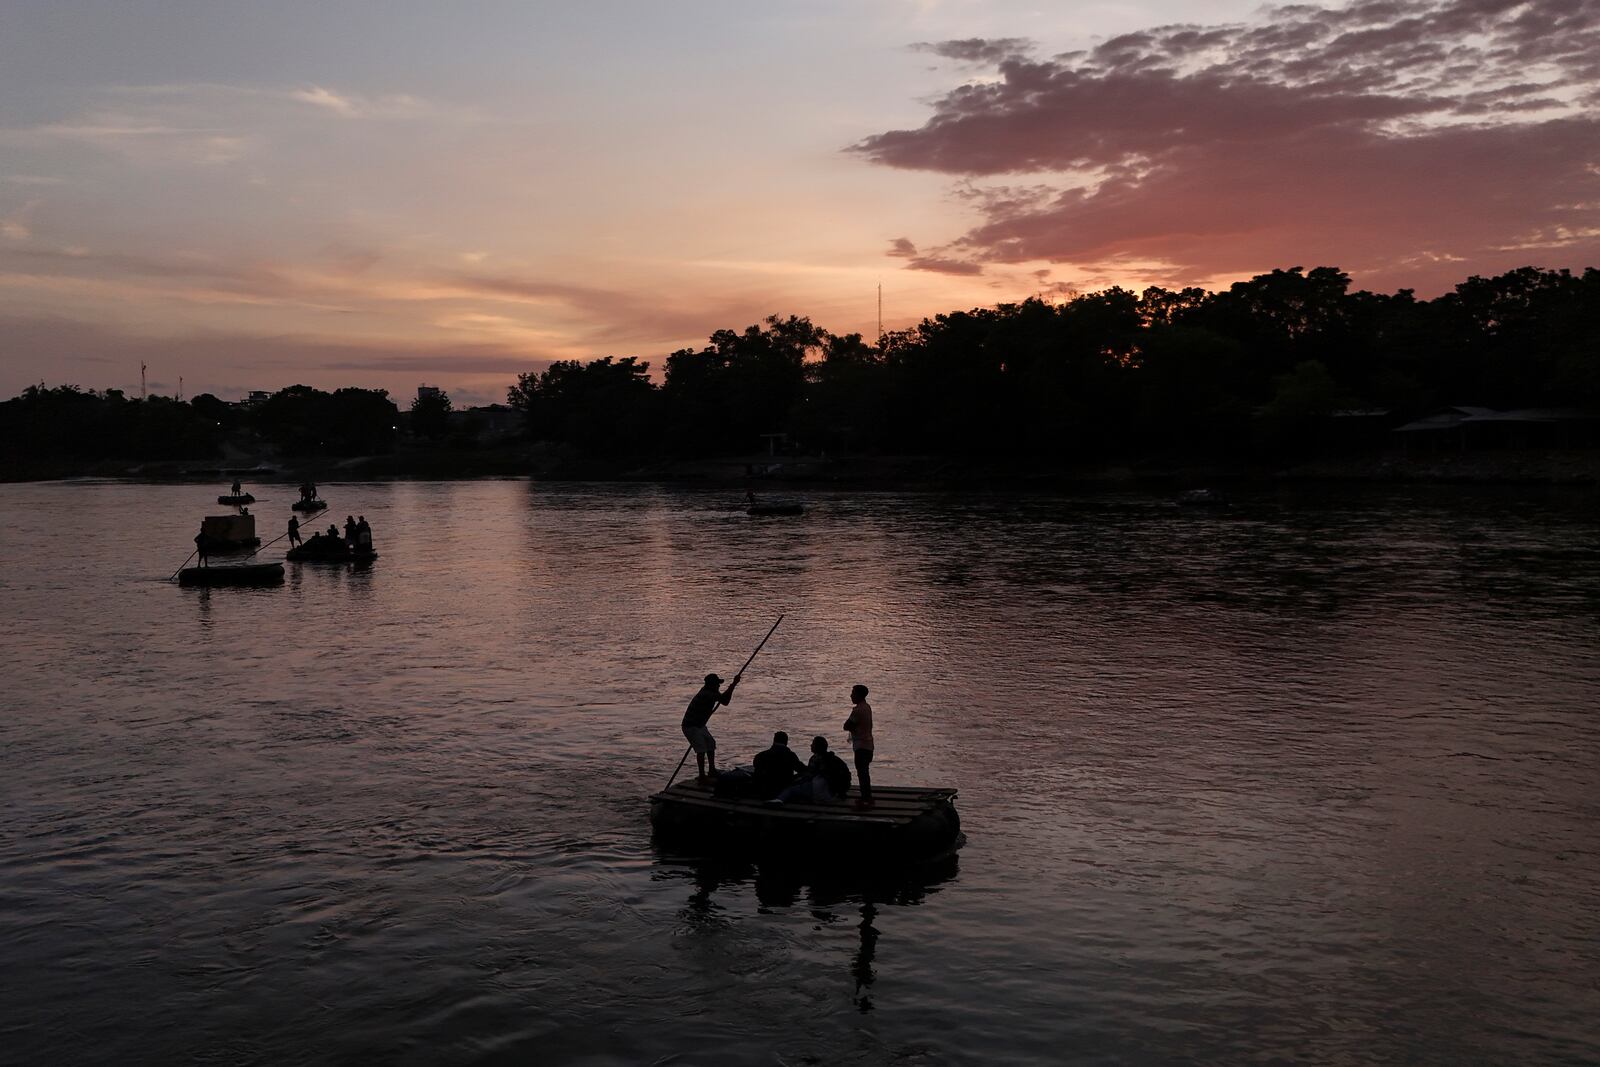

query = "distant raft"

[
  {"left": 649, "top": 779, "right": 962, "bottom": 862},
  {"left": 1174, "top": 488, "right": 1230, "bottom": 508},
  {"left": 217, "top": 493, "right": 256, "bottom": 505},
  {"left": 177, "top": 562, "right": 284, "bottom": 588},
  {"left": 747, "top": 502, "right": 805, "bottom": 517},
  {"left": 291, "top": 498, "right": 329, "bottom": 513}
]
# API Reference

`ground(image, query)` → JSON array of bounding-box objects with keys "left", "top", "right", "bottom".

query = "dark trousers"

[{"left": 853, "top": 749, "right": 873, "bottom": 801}]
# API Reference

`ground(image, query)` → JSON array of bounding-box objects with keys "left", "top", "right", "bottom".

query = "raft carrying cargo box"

[
  {"left": 177, "top": 562, "right": 284, "bottom": 587},
  {"left": 649, "top": 779, "right": 962, "bottom": 861}
]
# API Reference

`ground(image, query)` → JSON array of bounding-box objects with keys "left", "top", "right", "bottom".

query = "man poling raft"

[{"left": 666, "top": 614, "right": 785, "bottom": 788}]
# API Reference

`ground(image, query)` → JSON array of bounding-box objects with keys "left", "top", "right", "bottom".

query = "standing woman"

[{"left": 844, "top": 684, "right": 874, "bottom": 809}]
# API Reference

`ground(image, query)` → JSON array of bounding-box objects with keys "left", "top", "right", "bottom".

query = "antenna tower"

[
  {"left": 177, "top": 376, "right": 183, "bottom": 402},
  {"left": 140, "top": 362, "right": 147, "bottom": 399}
]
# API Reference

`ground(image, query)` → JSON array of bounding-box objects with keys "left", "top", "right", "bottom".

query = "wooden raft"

[{"left": 652, "top": 778, "right": 957, "bottom": 825}]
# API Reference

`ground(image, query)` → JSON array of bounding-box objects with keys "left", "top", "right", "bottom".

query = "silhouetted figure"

[
  {"left": 752, "top": 730, "right": 806, "bottom": 799},
  {"left": 844, "top": 683, "right": 874, "bottom": 808},
  {"left": 193, "top": 528, "right": 211, "bottom": 568},
  {"left": 326, "top": 524, "right": 339, "bottom": 540},
  {"left": 344, "top": 515, "right": 357, "bottom": 546},
  {"left": 287, "top": 516, "right": 301, "bottom": 546},
  {"left": 776, "top": 736, "right": 850, "bottom": 803},
  {"left": 355, "top": 515, "right": 371, "bottom": 549},
  {"left": 682, "top": 672, "right": 740, "bottom": 782},
  {"left": 230, "top": 478, "right": 242, "bottom": 496},
  {"left": 746, "top": 490, "right": 756, "bottom": 505}
]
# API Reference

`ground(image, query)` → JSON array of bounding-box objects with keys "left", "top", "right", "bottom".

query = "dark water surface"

[{"left": 2, "top": 480, "right": 1597, "bottom": 1065}]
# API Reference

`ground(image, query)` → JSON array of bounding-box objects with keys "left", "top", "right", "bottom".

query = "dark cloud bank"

[{"left": 859, "top": 0, "right": 1600, "bottom": 292}]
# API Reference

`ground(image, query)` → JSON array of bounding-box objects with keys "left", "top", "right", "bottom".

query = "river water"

[{"left": 1, "top": 479, "right": 1596, "bottom": 1065}]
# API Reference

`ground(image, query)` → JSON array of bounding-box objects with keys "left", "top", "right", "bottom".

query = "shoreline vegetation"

[{"left": 4, "top": 265, "right": 1597, "bottom": 488}]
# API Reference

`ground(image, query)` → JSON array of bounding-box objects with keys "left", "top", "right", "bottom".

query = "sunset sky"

[{"left": 2, "top": 0, "right": 1596, "bottom": 406}]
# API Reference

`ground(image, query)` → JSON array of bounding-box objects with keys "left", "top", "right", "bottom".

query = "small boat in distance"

[
  {"left": 1175, "top": 488, "right": 1230, "bottom": 508},
  {"left": 650, "top": 779, "right": 962, "bottom": 862},
  {"left": 748, "top": 502, "right": 805, "bottom": 516},
  {"left": 177, "top": 562, "right": 284, "bottom": 587},
  {"left": 292, "top": 498, "right": 328, "bottom": 513},
  {"left": 217, "top": 493, "right": 256, "bottom": 506}
]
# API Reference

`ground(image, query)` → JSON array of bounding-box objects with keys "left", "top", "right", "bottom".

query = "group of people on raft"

[
  {"left": 681, "top": 674, "right": 876, "bottom": 808},
  {"left": 287, "top": 514, "right": 374, "bottom": 553},
  {"left": 297, "top": 481, "right": 320, "bottom": 503}
]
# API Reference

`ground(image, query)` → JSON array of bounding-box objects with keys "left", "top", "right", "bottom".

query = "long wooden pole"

[
  {"left": 168, "top": 548, "right": 199, "bottom": 581},
  {"left": 664, "top": 613, "right": 785, "bottom": 789}
]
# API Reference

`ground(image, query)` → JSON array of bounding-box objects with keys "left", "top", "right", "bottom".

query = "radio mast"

[{"left": 140, "top": 362, "right": 147, "bottom": 399}]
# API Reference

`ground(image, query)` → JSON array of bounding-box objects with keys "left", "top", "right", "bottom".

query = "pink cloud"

[{"left": 852, "top": 0, "right": 1600, "bottom": 291}]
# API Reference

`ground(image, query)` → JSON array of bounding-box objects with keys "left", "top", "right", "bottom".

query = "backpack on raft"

[
  {"left": 820, "top": 752, "right": 852, "bottom": 797},
  {"left": 713, "top": 768, "right": 756, "bottom": 799}
]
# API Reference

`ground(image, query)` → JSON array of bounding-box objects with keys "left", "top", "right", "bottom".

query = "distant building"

[
  {"left": 417, "top": 384, "right": 444, "bottom": 402},
  {"left": 246, "top": 390, "right": 271, "bottom": 405}
]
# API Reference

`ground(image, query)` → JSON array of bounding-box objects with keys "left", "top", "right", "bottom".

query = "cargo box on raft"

[
  {"left": 649, "top": 779, "right": 963, "bottom": 862},
  {"left": 200, "top": 512, "right": 259, "bottom": 549}
]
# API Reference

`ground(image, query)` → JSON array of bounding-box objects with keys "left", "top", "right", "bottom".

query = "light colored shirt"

[{"left": 845, "top": 700, "right": 874, "bottom": 751}]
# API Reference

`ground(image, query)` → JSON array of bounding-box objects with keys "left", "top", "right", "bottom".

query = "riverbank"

[{"left": 6, "top": 443, "right": 1600, "bottom": 487}]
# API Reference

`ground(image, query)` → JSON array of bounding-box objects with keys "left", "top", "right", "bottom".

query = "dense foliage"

[
  {"left": 409, "top": 389, "right": 453, "bottom": 440},
  {"left": 0, "top": 386, "right": 222, "bottom": 461},
  {"left": 0, "top": 384, "right": 399, "bottom": 464},
  {"left": 505, "top": 266, "right": 1600, "bottom": 459}
]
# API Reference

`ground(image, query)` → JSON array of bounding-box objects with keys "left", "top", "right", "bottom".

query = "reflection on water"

[{"left": 0, "top": 480, "right": 1597, "bottom": 1065}]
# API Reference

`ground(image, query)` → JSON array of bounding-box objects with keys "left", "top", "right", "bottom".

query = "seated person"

[
  {"left": 776, "top": 736, "right": 852, "bottom": 804},
  {"left": 752, "top": 731, "right": 805, "bottom": 799}
]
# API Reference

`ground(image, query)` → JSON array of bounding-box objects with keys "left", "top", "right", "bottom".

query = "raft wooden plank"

[
  {"left": 670, "top": 781, "right": 954, "bottom": 800},
  {"left": 652, "top": 794, "right": 915, "bottom": 825},
  {"left": 664, "top": 782, "right": 952, "bottom": 811},
  {"left": 653, "top": 782, "right": 954, "bottom": 825},
  {"left": 664, "top": 790, "right": 950, "bottom": 809}
]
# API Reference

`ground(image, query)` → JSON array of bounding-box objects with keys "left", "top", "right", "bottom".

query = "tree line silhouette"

[
  {"left": 4, "top": 265, "right": 1596, "bottom": 470},
  {"left": 0, "top": 383, "right": 399, "bottom": 463},
  {"left": 507, "top": 265, "right": 1599, "bottom": 460}
]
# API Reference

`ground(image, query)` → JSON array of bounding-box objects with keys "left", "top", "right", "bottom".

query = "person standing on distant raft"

[
  {"left": 844, "top": 684, "right": 874, "bottom": 808},
  {"left": 230, "top": 478, "right": 242, "bottom": 497},
  {"left": 682, "top": 672, "right": 739, "bottom": 782}
]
